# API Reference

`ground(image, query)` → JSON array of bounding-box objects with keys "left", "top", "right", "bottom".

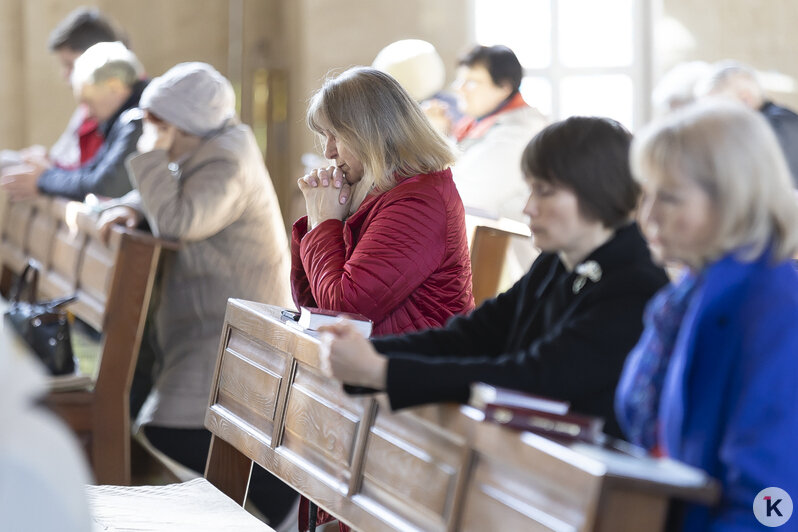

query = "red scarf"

[{"left": 453, "top": 91, "right": 528, "bottom": 143}]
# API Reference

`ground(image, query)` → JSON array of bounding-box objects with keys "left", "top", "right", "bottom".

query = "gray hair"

[
  {"left": 71, "top": 41, "right": 142, "bottom": 90},
  {"left": 632, "top": 99, "right": 798, "bottom": 264},
  {"left": 694, "top": 60, "right": 764, "bottom": 106}
]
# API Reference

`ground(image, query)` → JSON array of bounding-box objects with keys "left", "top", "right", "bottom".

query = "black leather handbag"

[{"left": 4, "top": 262, "right": 78, "bottom": 375}]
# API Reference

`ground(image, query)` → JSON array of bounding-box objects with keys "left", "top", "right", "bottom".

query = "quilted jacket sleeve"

[
  {"left": 298, "top": 192, "right": 447, "bottom": 323},
  {"left": 290, "top": 216, "right": 317, "bottom": 310}
]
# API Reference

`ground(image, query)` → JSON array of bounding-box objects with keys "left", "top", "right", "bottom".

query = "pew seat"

[{"left": 88, "top": 479, "right": 273, "bottom": 531}]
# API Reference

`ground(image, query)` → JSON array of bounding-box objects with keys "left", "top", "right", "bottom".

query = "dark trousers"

[{"left": 143, "top": 425, "right": 299, "bottom": 526}]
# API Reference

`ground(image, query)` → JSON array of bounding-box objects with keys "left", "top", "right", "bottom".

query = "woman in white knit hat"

[{"left": 98, "top": 62, "right": 297, "bottom": 526}]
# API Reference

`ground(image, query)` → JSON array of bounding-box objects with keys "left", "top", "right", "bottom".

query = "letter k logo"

[
  {"left": 754, "top": 488, "right": 792, "bottom": 526},
  {"left": 765, "top": 496, "right": 784, "bottom": 517}
]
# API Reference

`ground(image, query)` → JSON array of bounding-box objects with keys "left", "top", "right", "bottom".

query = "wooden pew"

[
  {"left": 195, "top": 300, "right": 718, "bottom": 531},
  {"left": 0, "top": 194, "right": 173, "bottom": 485},
  {"left": 465, "top": 214, "right": 535, "bottom": 305}
]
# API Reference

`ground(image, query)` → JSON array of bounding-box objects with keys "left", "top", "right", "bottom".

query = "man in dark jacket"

[
  {"left": 696, "top": 59, "right": 798, "bottom": 186},
  {"left": 1, "top": 41, "right": 146, "bottom": 201}
]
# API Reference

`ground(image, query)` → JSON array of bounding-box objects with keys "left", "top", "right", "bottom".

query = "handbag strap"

[{"left": 10, "top": 261, "right": 40, "bottom": 304}]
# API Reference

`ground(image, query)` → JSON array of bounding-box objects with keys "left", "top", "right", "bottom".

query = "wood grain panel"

[
  {"left": 4, "top": 201, "right": 33, "bottom": 250},
  {"left": 593, "top": 489, "right": 667, "bottom": 532},
  {"left": 281, "top": 363, "right": 365, "bottom": 487},
  {"left": 214, "top": 348, "right": 284, "bottom": 445},
  {"left": 77, "top": 237, "right": 113, "bottom": 304},
  {"left": 0, "top": 241, "right": 27, "bottom": 273},
  {"left": 226, "top": 327, "right": 290, "bottom": 377},
  {"left": 460, "top": 454, "right": 594, "bottom": 532},
  {"left": 49, "top": 223, "right": 83, "bottom": 282},
  {"left": 27, "top": 209, "right": 56, "bottom": 268},
  {"left": 358, "top": 409, "right": 466, "bottom": 531}
]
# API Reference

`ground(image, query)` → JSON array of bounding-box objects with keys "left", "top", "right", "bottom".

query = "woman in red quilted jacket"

[
  {"left": 292, "top": 66, "right": 474, "bottom": 532},
  {"left": 292, "top": 66, "right": 475, "bottom": 337}
]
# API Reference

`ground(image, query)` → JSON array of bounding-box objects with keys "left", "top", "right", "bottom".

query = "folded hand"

[{"left": 298, "top": 165, "right": 352, "bottom": 229}]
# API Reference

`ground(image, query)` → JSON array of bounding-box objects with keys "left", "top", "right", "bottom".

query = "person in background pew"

[
  {"left": 695, "top": 60, "right": 798, "bottom": 187},
  {"left": 97, "top": 62, "right": 296, "bottom": 527},
  {"left": 0, "top": 329, "right": 92, "bottom": 531},
  {"left": 1, "top": 41, "right": 146, "bottom": 202},
  {"left": 615, "top": 100, "right": 798, "bottom": 532},
  {"left": 317, "top": 116, "right": 669, "bottom": 439},
  {"left": 427, "top": 44, "right": 548, "bottom": 284},
  {"left": 0, "top": 7, "right": 127, "bottom": 174},
  {"left": 293, "top": 65, "right": 475, "bottom": 532}
]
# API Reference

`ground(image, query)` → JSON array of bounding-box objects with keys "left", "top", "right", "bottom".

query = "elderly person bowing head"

[
  {"left": 318, "top": 117, "right": 669, "bottom": 439},
  {"left": 615, "top": 101, "right": 798, "bottom": 531},
  {"left": 292, "top": 66, "right": 475, "bottom": 336},
  {"left": 98, "top": 62, "right": 295, "bottom": 526}
]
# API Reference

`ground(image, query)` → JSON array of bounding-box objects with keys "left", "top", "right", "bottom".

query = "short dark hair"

[
  {"left": 522, "top": 116, "right": 640, "bottom": 229},
  {"left": 47, "top": 7, "right": 125, "bottom": 53},
  {"left": 459, "top": 45, "right": 523, "bottom": 92}
]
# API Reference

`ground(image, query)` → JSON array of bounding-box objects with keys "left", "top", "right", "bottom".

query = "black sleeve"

[
  {"left": 371, "top": 268, "right": 529, "bottom": 358},
  {"left": 37, "top": 119, "right": 141, "bottom": 200},
  {"left": 384, "top": 291, "right": 649, "bottom": 410}
]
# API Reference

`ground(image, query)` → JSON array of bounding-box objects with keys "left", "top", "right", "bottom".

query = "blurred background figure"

[
  {"left": 651, "top": 60, "right": 710, "bottom": 116},
  {"left": 0, "top": 7, "right": 126, "bottom": 173},
  {"left": 435, "top": 44, "right": 548, "bottom": 285},
  {"left": 617, "top": 100, "right": 798, "bottom": 531},
  {"left": 1, "top": 41, "right": 146, "bottom": 202},
  {"left": 372, "top": 38, "right": 462, "bottom": 131},
  {"left": 1, "top": 332, "right": 92, "bottom": 532},
  {"left": 446, "top": 45, "right": 547, "bottom": 223},
  {"left": 695, "top": 59, "right": 798, "bottom": 186}
]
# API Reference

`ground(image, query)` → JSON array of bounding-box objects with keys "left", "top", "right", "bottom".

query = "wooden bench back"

[
  {"left": 466, "top": 214, "right": 534, "bottom": 305},
  {"left": 203, "top": 300, "right": 719, "bottom": 531},
  {"left": 0, "top": 194, "right": 169, "bottom": 484}
]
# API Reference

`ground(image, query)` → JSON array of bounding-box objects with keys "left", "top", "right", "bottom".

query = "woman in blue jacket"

[{"left": 616, "top": 100, "right": 798, "bottom": 531}]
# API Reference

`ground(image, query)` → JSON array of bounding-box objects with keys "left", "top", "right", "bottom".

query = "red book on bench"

[{"left": 469, "top": 382, "right": 605, "bottom": 444}]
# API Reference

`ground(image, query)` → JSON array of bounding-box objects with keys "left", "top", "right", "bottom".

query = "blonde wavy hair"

[
  {"left": 307, "top": 67, "right": 455, "bottom": 208},
  {"left": 631, "top": 99, "right": 798, "bottom": 264}
]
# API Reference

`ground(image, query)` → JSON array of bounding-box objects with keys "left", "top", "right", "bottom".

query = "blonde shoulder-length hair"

[
  {"left": 631, "top": 99, "right": 798, "bottom": 264},
  {"left": 307, "top": 66, "right": 455, "bottom": 207}
]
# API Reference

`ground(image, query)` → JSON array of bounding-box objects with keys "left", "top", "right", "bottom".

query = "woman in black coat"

[{"left": 319, "top": 116, "right": 668, "bottom": 437}]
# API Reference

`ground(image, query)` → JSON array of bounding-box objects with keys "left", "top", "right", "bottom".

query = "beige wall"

[
  {"left": 4, "top": 0, "right": 231, "bottom": 149},
  {"left": 0, "top": 0, "right": 471, "bottom": 228},
  {"left": 657, "top": 0, "right": 798, "bottom": 109}
]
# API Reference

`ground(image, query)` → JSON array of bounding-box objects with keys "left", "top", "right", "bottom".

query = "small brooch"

[{"left": 573, "top": 260, "right": 602, "bottom": 294}]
